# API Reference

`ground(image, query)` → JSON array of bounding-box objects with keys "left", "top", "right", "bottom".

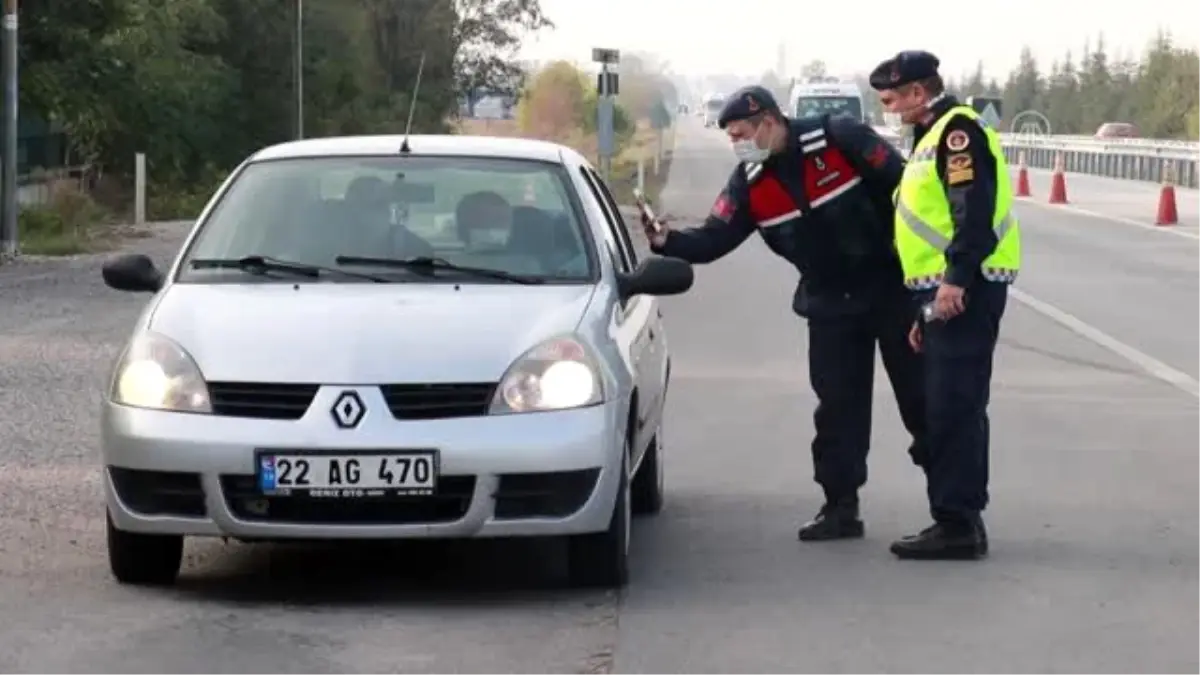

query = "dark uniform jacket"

[{"left": 650, "top": 114, "right": 907, "bottom": 317}]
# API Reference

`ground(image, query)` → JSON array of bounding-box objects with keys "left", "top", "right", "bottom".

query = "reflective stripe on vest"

[{"left": 893, "top": 106, "right": 1022, "bottom": 290}]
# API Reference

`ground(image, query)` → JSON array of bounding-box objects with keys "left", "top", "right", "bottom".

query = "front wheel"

[
  {"left": 631, "top": 426, "right": 664, "bottom": 516},
  {"left": 566, "top": 442, "right": 631, "bottom": 589},
  {"left": 107, "top": 511, "right": 183, "bottom": 586}
]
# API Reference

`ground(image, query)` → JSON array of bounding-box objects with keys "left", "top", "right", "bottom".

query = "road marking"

[
  {"left": 1010, "top": 287, "right": 1200, "bottom": 398},
  {"left": 1018, "top": 198, "right": 1200, "bottom": 240}
]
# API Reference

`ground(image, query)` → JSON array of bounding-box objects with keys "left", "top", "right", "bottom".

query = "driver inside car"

[
  {"left": 455, "top": 190, "right": 515, "bottom": 252},
  {"left": 343, "top": 175, "right": 434, "bottom": 259}
]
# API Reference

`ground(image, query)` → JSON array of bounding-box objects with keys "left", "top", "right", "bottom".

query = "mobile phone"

[{"left": 633, "top": 188, "right": 664, "bottom": 233}]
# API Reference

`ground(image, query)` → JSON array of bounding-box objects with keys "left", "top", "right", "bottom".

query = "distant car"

[
  {"left": 1095, "top": 122, "right": 1139, "bottom": 139},
  {"left": 99, "top": 134, "right": 695, "bottom": 589}
]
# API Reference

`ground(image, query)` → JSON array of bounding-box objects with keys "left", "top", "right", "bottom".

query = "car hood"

[{"left": 147, "top": 283, "right": 597, "bottom": 383}]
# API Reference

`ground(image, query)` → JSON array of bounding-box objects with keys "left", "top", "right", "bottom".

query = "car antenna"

[{"left": 399, "top": 52, "right": 426, "bottom": 154}]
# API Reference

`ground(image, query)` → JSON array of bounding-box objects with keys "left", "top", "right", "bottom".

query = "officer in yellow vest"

[{"left": 868, "top": 51, "right": 1021, "bottom": 560}]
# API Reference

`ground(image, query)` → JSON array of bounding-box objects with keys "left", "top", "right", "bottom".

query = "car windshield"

[
  {"left": 176, "top": 155, "right": 596, "bottom": 284},
  {"left": 794, "top": 96, "right": 863, "bottom": 122}
]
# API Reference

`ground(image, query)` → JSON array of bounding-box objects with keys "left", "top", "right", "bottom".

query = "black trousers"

[
  {"left": 915, "top": 281, "right": 1008, "bottom": 523},
  {"left": 806, "top": 285, "right": 927, "bottom": 502}
]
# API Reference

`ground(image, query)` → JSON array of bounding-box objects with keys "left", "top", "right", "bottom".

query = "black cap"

[
  {"left": 868, "top": 50, "right": 941, "bottom": 91},
  {"left": 717, "top": 85, "right": 779, "bottom": 129}
]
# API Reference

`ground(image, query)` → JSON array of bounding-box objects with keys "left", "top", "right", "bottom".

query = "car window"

[
  {"left": 585, "top": 167, "right": 640, "bottom": 269},
  {"left": 178, "top": 156, "right": 596, "bottom": 283},
  {"left": 577, "top": 167, "right": 633, "bottom": 274}
]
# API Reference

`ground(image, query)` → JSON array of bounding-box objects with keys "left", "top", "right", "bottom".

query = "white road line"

[
  {"left": 1016, "top": 197, "right": 1200, "bottom": 241},
  {"left": 1010, "top": 287, "right": 1200, "bottom": 398}
]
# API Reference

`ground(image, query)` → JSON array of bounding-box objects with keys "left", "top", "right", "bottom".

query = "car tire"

[
  {"left": 631, "top": 426, "right": 664, "bottom": 516},
  {"left": 566, "top": 442, "right": 630, "bottom": 589},
  {"left": 106, "top": 511, "right": 184, "bottom": 586}
]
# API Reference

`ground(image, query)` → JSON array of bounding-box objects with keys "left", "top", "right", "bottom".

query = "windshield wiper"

[
  {"left": 189, "top": 255, "right": 391, "bottom": 282},
  {"left": 334, "top": 255, "right": 545, "bottom": 285}
]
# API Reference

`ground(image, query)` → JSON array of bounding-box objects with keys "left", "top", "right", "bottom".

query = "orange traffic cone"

[
  {"left": 1016, "top": 151, "right": 1031, "bottom": 197},
  {"left": 1156, "top": 162, "right": 1179, "bottom": 226},
  {"left": 1048, "top": 153, "right": 1068, "bottom": 204}
]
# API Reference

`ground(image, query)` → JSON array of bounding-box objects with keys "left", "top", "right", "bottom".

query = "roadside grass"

[{"left": 16, "top": 179, "right": 118, "bottom": 255}]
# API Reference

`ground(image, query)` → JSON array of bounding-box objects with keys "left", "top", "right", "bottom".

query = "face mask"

[
  {"left": 467, "top": 228, "right": 509, "bottom": 248},
  {"left": 886, "top": 92, "right": 946, "bottom": 133},
  {"left": 731, "top": 122, "right": 772, "bottom": 163}
]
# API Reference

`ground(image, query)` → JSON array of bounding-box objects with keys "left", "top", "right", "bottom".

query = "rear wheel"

[
  {"left": 107, "top": 511, "right": 183, "bottom": 586},
  {"left": 566, "top": 442, "right": 631, "bottom": 589},
  {"left": 631, "top": 425, "right": 664, "bottom": 516}
]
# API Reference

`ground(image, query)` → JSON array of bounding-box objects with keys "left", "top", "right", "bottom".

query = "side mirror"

[
  {"left": 616, "top": 256, "right": 694, "bottom": 300},
  {"left": 102, "top": 253, "right": 164, "bottom": 293}
]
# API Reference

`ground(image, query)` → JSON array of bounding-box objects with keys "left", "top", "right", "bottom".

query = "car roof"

[{"left": 248, "top": 134, "right": 582, "bottom": 165}]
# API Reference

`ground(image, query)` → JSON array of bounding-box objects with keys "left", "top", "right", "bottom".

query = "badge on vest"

[
  {"left": 947, "top": 151, "right": 974, "bottom": 185},
  {"left": 945, "top": 129, "right": 970, "bottom": 152}
]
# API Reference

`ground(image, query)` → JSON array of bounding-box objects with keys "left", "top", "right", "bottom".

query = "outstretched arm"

[{"left": 647, "top": 169, "right": 757, "bottom": 264}]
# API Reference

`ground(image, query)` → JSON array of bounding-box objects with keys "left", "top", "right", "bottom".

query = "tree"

[
  {"left": 453, "top": 0, "right": 553, "bottom": 105},
  {"left": 616, "top": 52, "right": 678, "bottom": 121},
  {"left": 963, "top": 61, "right": 986, "bottom": 97},
  {"left": 19, "top": 0, "right": 555, "bottom": 193},
  {"left": 800, "top": 60, "right": 827, "bottom": 81},
  {"left": 1003, "top": 31, "right": 1198, "bottom": 138},
  {"left": 1002, "top": 46, "right": 1044, "bottom": 128}
]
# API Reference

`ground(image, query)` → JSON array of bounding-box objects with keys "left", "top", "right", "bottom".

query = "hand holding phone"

[{"left": 633, "top": 188, "right": 668, "bottom": 246}]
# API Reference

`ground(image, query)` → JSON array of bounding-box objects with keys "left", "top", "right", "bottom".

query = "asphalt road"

[{"left": 0, "top": 120, "right": 1196, "bottom": 673}]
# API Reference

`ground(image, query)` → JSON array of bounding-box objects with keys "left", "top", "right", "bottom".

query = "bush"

[
  {"left": 17, "top": 179, "right": 111, "bottom": 255},
  {"left": 147, "top": 166, "right": 228, "bottom": 222}
]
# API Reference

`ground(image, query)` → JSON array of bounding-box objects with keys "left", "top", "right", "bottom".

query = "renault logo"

[{"left": 330, "top": 391, "right": 366, "bottom": 429}]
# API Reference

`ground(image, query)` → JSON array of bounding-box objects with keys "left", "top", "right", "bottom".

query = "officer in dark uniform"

[
  {"left": 640, "top": 85, "right": 928, "bottom": 542},
  {"left": 868, "top": 51, "right": 1022, "bottom": 559}
]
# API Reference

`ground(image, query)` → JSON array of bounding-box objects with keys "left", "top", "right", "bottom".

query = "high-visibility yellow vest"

[{"left": 893, "top": 105, "right": 1021, "bottom": 290}]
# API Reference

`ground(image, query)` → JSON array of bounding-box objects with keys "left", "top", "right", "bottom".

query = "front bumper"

[{"left": 101, "top": 386, "right": 627, "bottom": 540}]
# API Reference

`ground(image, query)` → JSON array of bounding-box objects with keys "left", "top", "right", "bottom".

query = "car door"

[{"left": 576, "top": 165, "right": 665, "bottom": 458}]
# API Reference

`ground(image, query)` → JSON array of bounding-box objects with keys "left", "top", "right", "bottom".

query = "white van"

[
  {"left": 789, "top": 78, "right": 866, "bottom": 123},
  {"left": 702, "top": 94, "right": 725, "bottom": 128}
]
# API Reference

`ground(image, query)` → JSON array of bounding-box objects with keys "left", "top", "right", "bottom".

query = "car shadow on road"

[{"left": 166, "top": 538, "right": 613, "bottom": 608}]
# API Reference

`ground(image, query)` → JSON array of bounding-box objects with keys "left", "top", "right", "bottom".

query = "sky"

[{"left": 517, "top": 0, "right": 1200, "bottom": 81}]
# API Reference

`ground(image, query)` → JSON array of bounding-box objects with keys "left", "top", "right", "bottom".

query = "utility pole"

[
  {"left": 591, "top": 48, "right": 620, "bottom": 182},
  {"left": 1, "top": 0, "right": 17, "bottom": 257},
  {"left": 293, "top": 0, "right": 304, "bottom": 139}
]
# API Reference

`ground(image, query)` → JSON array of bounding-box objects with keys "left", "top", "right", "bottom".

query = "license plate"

[{"left": 256, "top": 450, "right": 438, "bottom": 497}]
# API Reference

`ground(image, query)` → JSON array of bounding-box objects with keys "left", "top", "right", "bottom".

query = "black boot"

[
  {"left": 890, "top": 520, "right": 986, "bottom": 560},
  {"left": 798, "top": 498, "right": 864, "bottom": 541}
]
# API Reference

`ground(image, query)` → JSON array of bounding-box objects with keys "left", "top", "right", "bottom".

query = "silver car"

[{"left": 99, "top": 134, "right": 694, "bottom": 589}]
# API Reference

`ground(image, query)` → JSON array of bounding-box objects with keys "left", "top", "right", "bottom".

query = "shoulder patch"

[
  {"left": 947, "top": 152, "right": 973, "bottom": 171},
  {"left": 947, "top": 167, "right": 975, "bottom": 186},
  {"left": 866, "top": 142, "right": 889, "bottom": 168},
  {"left": 711, "top": 193, "right": 734, "bottom": 221},
  {"left": 945, "top": 129, "right": 970, "bottom": 152}
]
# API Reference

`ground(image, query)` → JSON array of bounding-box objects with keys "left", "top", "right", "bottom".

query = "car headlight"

[
  {"left": 489, "top": 336, "right": 604, "bottom": 414},
  {"left": 111, "top": 331, "right": 212, "bottom": 413}
]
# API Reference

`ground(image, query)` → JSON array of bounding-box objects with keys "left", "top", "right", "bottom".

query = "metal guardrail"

[{"left": 873, "top": 127, "right": 1200, "bottom": 189}]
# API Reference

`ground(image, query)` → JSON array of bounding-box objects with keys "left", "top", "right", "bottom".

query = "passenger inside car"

[
  {"left": 455, "top": 191, "right": 541, "bottom": 275},
  {"left": 454, "top": 191, "right": 590, "bottom": 276}
]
